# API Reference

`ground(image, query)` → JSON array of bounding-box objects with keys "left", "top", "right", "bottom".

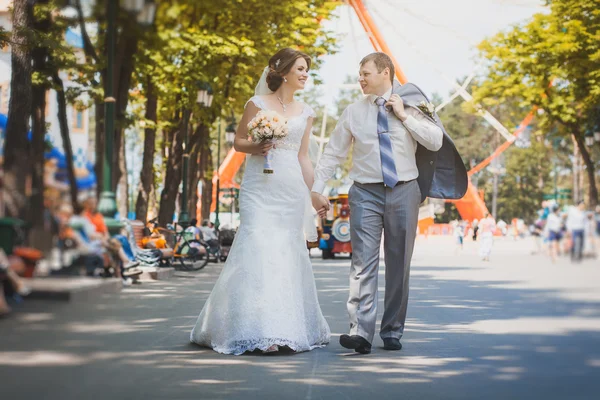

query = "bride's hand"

[
  {"left": 254, "top": 141, "right": 274, "bottom": 156},
  {"left": 311, "top": 192, "right": 330, "bottom": 218}
]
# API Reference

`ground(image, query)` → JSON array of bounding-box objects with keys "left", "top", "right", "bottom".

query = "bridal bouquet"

[{"left": 247, "top": 110, "right": 288, "bottom": 174}]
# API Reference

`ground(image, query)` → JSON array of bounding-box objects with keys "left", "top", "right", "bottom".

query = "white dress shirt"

[
  {"left": 313, "top": 88, "right": 443, "bottom": 193},
  {"left": 566, "top": 206, "right": 586, "bottom": 231}
]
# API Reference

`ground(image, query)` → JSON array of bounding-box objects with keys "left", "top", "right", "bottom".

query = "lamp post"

[
  {"left": 214, "top": 118, "right": 222, "bottom": 230},
  {"left": 98, "top": 0, "right": 156, "bottom": 224},
  {"left": 179, "top": 82, "right": 213, "bottom": 226},
  {"left": 545, "top": 133, "right": 567, "bottom": 202}
]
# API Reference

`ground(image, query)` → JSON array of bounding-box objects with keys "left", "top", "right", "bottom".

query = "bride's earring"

[{"left": 284, "top": 77, "right": 288, "bottom": 83}]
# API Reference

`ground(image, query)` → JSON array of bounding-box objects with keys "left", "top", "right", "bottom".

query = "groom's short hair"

[{"left": 360, "top": 52, "right": 395, "bottom": 84}]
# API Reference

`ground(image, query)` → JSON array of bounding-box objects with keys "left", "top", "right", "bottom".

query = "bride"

[{"left": 190, "top": 48, "right": 331, "bottom": 355}]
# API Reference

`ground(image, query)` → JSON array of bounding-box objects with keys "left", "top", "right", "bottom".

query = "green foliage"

[
  {"left": 494, "top": 138, "right": 552, "bottom": 222},
  {"left": 135, "top": 0, "right": 340, "bottom": 131},
  {"left": 0, "top": 26, "right": 9, "bottom": 48},
  {"left": 472, "top": 0, "right": 600, "bottom": 134}
]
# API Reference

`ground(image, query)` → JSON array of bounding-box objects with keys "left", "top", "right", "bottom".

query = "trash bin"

[{"left": 0, "top": 217, "right": 26, "bottom": 256}]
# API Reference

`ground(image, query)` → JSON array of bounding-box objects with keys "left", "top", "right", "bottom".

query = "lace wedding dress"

[{"left": 190, "top": 96, "right": 331, "bottom": 355}]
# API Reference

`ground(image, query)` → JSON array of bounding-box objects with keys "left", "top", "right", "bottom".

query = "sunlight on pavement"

[
  {"left": 280, "top": 378, "right": 358, "bottom": 387},
  {"left": 0, "top": 351, "right": 86, "bottom": 366},
  {"left": 447, "top": 317, "right": 600, "bottom": 335}
]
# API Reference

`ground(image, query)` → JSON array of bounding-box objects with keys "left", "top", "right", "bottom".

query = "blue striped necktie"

[{"left": 375, "top": 97, "right": 399, "bottom": 187}]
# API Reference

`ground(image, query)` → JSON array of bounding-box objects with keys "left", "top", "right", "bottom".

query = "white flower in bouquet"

[{"left": 247, "top": 110, "right": 289, "bottom": 174}]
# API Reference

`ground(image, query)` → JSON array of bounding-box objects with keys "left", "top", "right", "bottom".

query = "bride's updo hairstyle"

[{"left": 266, "top": 48, "right": 311, "bottom": 92}]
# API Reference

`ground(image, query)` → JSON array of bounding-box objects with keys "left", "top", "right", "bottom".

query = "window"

[
  {"left": 76, "top": 111, "right": 83, "bottom": 129},
  {"left": 72, "top": 108, "right": 85, "bottom": 133}
]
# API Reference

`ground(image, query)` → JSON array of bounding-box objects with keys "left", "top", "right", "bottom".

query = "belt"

[
  {"left": 356, "top": 179, "right": 415, "bottom": 188},
  {"left": 386, "top": 179, "right": 414, "bottom": 188}
]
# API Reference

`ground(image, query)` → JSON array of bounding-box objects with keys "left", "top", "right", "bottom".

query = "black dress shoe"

[
  {"left": 383, "top": 338, "right": 402, "bottom": 350},
  {"left": 340, "top": 334, "right": 372, "bottom": 354}
]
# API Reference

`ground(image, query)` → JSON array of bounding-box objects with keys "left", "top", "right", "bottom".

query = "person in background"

[
  {"left": 0, "top": 249, "right": 31, "bottom": 317},
  {"left": 81, "top": 194, "right": 109, "bottom": 240},
  {"left": 546, "top": 204, "right": 563, "bottom": 263},
  {"left": 583, "top": 212, "right": 596, "bottom": 258},
  {"left": 200, "top": 220, "right": 218, "bottom": 241},
  {"left": 72, "top": 199, "right": 139, "bottom": 284},
  {"left": 184, "top": 219, "right": 202, "bottom": 241},
  {"left": 478, "top": 213, "right": 496, "bottom": 262},
  {"left": 530, "top": 219, "right": 544, "bottom": 255},
  {"left": 453, "top": 220, "right": 464, "bottom": 253},
  {"left": 472, "top": 219, "right": 479, "bottom": 242},
  {"left": 566, "top": 201, "right": 587, "bottom": 262}
]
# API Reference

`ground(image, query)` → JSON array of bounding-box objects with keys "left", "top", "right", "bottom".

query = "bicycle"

[{"left": 171, "top": 225, "right": 209, "bottom": 271}]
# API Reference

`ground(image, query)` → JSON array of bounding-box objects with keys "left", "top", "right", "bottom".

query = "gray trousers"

[{"left": 347, "top": 180, "right": 421, "bottom": 343}]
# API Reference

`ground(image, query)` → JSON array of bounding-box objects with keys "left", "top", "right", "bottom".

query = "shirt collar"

[{"left": 369, "top": 87, "right": 393, "bottom": 104}]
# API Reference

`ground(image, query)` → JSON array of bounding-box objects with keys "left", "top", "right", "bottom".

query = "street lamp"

[
  {"left": 196, "top": 83, "right": 214, "bottom": 108},
  {"left": 585, "top": 130, "right": 595, "bottom": 147},
  {"left": 178, "top": 82, "right": 213, "bottom": 226},
  {"left": 545, "top": 132, "right": 567, "bottom": 202},
  {"left": 98, "top": 0, "right": 157, "bottom": 226},
  {"left": 225, "top": 117, "right": 236, "bottom": 144},
  {"left": 214, "top": 118, "right": 222, "bottom": 230}
]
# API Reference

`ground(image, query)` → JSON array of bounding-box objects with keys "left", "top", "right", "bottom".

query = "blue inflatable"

[{"left": 0, "top": 113, "right": 96, "bottom": 189}]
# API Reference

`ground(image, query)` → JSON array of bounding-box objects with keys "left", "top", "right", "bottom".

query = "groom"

[{"left": 312, "top": 52, "right": 466, "bottom": 354}]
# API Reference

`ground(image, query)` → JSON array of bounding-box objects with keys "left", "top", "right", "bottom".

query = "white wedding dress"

[{"left": 190, "top": 96, "right": 331, "bottom": 355}]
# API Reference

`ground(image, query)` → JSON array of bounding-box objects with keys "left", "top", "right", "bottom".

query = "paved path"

[{"left": 1, "top": 236, "right": 599, "bottom": 399}]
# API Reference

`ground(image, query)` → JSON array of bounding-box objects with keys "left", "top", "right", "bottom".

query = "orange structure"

[{"left": 209, "top": 149, "right": 245, "bottom": 213}]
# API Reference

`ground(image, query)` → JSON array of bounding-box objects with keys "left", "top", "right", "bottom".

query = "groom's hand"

[
  {"left": 311, "top": 192, "right": 330, "bottom": 218},
  {"left": 386, "top": 94, "right": 408, "bottom": 122}
]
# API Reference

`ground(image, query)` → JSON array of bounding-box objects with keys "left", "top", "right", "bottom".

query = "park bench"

[{"left": 122, "top": 220, "right": 173, "bottom": 266}]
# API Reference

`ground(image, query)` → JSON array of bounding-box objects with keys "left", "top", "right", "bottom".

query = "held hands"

[
  {"left": 385, "top": 94, "right": 408, "bottom": 122},
  {"left": 311, "top": 192, "right": 330, "bottom": 218}
]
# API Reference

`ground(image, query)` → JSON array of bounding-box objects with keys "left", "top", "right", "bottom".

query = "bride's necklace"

[{"left": 276, "top": 95, "right": 293, "bottom": 113}]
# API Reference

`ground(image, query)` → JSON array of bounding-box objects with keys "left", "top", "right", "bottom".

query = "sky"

[{"left": 312, "top": 0, "right": 547, "bottom": 107}]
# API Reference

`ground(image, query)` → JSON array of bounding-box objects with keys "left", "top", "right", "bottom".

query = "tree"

[
  {"left": 472, "top": 0, "right": 600, "bottom": 206},
  {"left": 494, "top": 138, "right": 552, "bottom": 222},
  {"left": 133, "top": 0, "right": 339, "bottom": 225},
  {"left": 4, "top": 0, "right": 33, "bottom": 218}
]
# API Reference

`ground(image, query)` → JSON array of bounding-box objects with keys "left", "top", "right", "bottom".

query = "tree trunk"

[
  {"left": 112, "top": 30, "right": 139, "bottom": 194},
  {"left": 117, "top": 134, "right": 128, "bottom": 218},
  {"left": 135, "top": 81, "right": 158, "bottom": 222},
  {"left": 572, "top": 130, "right": 598, "bottom": 207},
  {"left": 148, "top": 182, "right": 158, "bottom": 220},
  {"left": 186, "top": 124, "right": 207, "bottom": 219},
  {"left": 188, "top": 149, "right": 200, "bottom": 220},
  {"left": 4, "top": 0, "right": 33, "bottom": 217},
  {"left": 200, "top": 147, "right": 214, "bottom": 222},
  {"left": 29, "top": 0, "right": 51, "bottom": 227},
  {"left": 52, "top": 72, "right": 79, "bottom": 207},
  {"left": 158, "top": 116, "right": 184, "bottom": 226},
  {"left": 94, "top": 98, "right": 105, "bottom": 200}
]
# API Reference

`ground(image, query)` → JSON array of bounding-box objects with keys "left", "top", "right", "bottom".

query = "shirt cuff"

[
  {"left": 402, "top": 114, "right": 420, "bottom": 132},
  {"left": 312, "top": 180, "right": 326, "bottom": 194}
]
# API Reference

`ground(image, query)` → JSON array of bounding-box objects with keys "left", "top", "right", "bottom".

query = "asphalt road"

[{"left": 1, "top": 236, "right": 599, "bottom": 399}]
